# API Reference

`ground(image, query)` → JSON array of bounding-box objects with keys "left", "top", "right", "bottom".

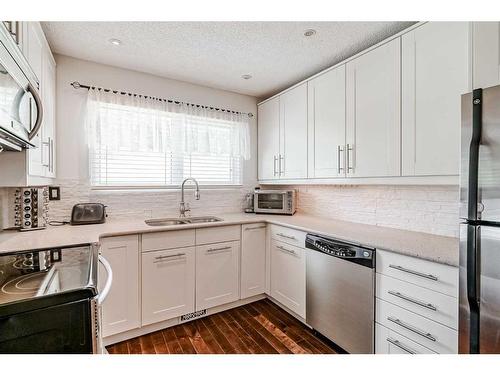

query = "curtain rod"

[{"left": 70, "top": 81, "right": 254, "bottom": 118}]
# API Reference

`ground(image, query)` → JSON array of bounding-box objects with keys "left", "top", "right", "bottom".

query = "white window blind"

[{"left": 86, "top": 88, "right": 250, "bottom": 187}]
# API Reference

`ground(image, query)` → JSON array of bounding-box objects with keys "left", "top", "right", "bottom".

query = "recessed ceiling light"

[
  {"left": 109, "top": 38, "right": 122, "bottom": 46},
  {"left": 304, "top": 29, "right": 317, "bottom": 37},
  {"left": 241, "top": 74, "right": 252, "bottom": 80}
]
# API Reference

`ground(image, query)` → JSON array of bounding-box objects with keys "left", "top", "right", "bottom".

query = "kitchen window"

[{"left": 86, "top": 88, "right": 250, "bottom": 187}]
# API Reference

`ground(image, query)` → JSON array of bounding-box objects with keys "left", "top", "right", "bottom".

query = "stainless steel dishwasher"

[{"left": 305, "top": 233, "right": 375, "bottom": 354}]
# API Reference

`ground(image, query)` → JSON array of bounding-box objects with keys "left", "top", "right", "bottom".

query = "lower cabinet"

[
  {"left": 241, "top": 224, "right": 267, "bottom": 299},
  {"left": 375, "top": 323, "right": 436, "bottom": 354},
  {"left": 270, "top": 239, "right": 306, "bottom": 318},
  {"left": 142, "top": 246, "right": 195, "bottom": 326},
  {"left": 99, "top": 235, "right": 141, "bottom": 338},
  {"left": 196, "top": 240, "right": 240, "bottom": 310}
]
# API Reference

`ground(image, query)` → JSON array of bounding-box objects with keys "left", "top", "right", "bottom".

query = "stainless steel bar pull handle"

[
  {"left": 277, "top": 232, "right": 296, "bottom": 240},
  {"left": 337, "top": 145, "right": 344, "bottom": 174},
  {"left": 154, "top": 253, "right": 186, "bottom": 263},
  {"left": 386, "top": 337, "right": 417, "bottom": 354},
  {"left": 279, "top": 154, "right": 284, "bottom": 176},
  {"left": 207, "top": 246, "right": 232, "bottom": 253},
  {"left": 346, "top": 144, "right": 354, "bottom": 173},
  {"left": 388, "top": 290, "right": 437, "bottom": 311},
  {"left": 389, "top": 264, "right": 438, "bottom": 281},
  {"left": 277, "top": 245, "right": 296, "bottom": 255},
  {"left": 245, "top": 225, "right": 266, "bottom": 231},
  {"left": 387, "top": 316, "right": 437, "bottom": 342},
  {"left": 273, "top": 155, "right": 278, "bottom": 176}
]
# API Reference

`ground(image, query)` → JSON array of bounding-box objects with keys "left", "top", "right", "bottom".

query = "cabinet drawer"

[
  {"left": 270, "top": 225, "right": 306, "bottom": 248},
  {"left": 196, "top": 225, "right": 240, "bottom": 245},
  {"left": 142, "top": 230, "right": 195, "bottom": 252},
  {"left": 376, "top": 249, "right": 458, "bottom": 297},
  {"left": 376, "top": 299, "right": 458, "bottom": 353},
  {"left": 376, "top": 323, "right": 436, "bottom": 354},
  {"left": 376, "top": 273, "right": 458, "bottom": 329}
]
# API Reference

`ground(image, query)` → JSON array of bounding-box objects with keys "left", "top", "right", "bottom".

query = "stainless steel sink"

[
  {"left": 185, "top": 216, "right": 223, "bottom": 223},
  {"left": 144, "top": 218, "right": 188, "bottom": 226},
  {"left": 144, "top": 216, "right": 223, "bottom": 226}
]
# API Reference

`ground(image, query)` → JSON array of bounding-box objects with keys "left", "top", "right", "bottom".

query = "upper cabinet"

[
  {"left": 258, "top": 83, "right": 308, "bottom": 180},
  {"left": 346, "top": 38, "right": 401, "bottom": 178},
  {"left": 258, "top": 22, "right": 482, "bottom": 185},
  {"left": 257, "top": 97, "right": 280, "bottom": 180},
  {"left": 307, "top": 65, "right": 346, "bottom": 178},
  {"left": 402, "top": 22, "right": 470, "bottom": 176},
  {"left": 279, "top": 83, "right": 308, "bottom": 179}
]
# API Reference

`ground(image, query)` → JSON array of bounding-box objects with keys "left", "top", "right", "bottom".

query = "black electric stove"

[{"left": 0, "top": 243, "right": 100, "bottom": 353}]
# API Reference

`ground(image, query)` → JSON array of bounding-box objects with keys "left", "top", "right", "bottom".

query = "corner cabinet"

[
  {"left": 402, "top": 22, "right": 470, "bottom": 176},
  {"left": 345, "top": 38, "right": 401, "bottom": 178},
  {"left": 258, "top": 83, "right": 308, "bottom": 181}
]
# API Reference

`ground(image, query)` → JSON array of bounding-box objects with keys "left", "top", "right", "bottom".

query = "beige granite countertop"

[{"left": 0, "top": 213, "right": 459, "bottom": 266}]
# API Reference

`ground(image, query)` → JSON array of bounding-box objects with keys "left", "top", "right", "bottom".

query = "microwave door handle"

[
  {"left": 97, "top": 255, "right": 113, "bottom": 305},
  {"left": 27, "top": 82, "right": 43, "bottom": 140}
]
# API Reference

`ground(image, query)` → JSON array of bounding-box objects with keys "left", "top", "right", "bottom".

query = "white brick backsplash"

[{"left": 274, "top": 184, "right": 460, "bottom": 238}]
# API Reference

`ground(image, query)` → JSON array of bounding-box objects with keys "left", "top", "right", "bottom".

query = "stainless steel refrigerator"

[{"left": 460, "top": 84, "right": 500, "bottom": 353}]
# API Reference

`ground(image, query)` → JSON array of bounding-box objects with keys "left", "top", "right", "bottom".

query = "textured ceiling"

[{"left": 41, "top": 22, "right": 415, "bottom": 98}]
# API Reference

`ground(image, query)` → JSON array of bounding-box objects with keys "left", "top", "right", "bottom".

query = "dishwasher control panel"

[{"left": 305, "top": 233, "right": 375, "bottom": 268}]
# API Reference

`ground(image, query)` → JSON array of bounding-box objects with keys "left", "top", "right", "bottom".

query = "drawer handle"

[
  {"left": 245, "top": 225, "right": 266, "bottom": 231},
  {"left": 277, "top": 232, "right": 296, "bottom": 240},
  {"left": 276, "top": 245, "right": 296, "bottom": 255},
  {"left": 389, "top": 264, "right": 438, "bottom": 281},
  {"left": 388, "top": 290, "right": 437, "bottom": 311},
  {"left": 154, "top": 253, "right": 186, "bottom": 263},
  {"left": 386, "top": 337, "right": 417, "bottom": 354},
  {"left": 387, "top": 316, "right": 437, "bottom": 342},
  {"left": 207, "top": 246, "right": 232, "bottom": 253}
]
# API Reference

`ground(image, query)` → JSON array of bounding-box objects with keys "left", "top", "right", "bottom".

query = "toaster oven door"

[{"left": 255, "top": 192, "right": 287, "bottom": 213}]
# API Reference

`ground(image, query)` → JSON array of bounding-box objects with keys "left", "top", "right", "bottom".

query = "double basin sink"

[{"left": 145, "top": 216, "right": 223, "bottom": 227}]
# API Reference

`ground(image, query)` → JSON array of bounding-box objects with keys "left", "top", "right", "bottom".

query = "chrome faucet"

[{"left": 179, "top": 177, "right": 200, "bottom": 217}]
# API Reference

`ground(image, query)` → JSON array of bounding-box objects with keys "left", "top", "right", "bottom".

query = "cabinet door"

[
  {"left": 142, "top": 247, "right": 195, "bottom": 325},
  {"left": 375, "top": 323, "right": 436, "bottom": 354},
  {"left": 280, "top": 83, "right": 308, "bottom": 179},
  {"left": 402, "top": 22, "right": 470, "bottom": 176},
  {"left": 308, "top": 66, "right": 346, "bottom": 178},
  {"left": 41, "top": 50, "right": 56, "bottom": 178},
  {"left": 99, "top": 235, "right": 140, "bottom": 337},
  {"left": 196, "top": 241, "right": 240, "bottom": 310},
  {"left": 346, "top": 38, "right": 401, "bottom": 177},
  {"left": 472, "top": 22, "right": 500, "bottom": 90},
  {"left": 241, "top": 224, "right": 267, "bottom": 299},
  {"left": 22, "top": 22, "right": 43, "bottom": 84},
  {"left": 257, "top": 97, "right": 280, "bottom": 180},
  {"left": 270, "top": 240, "right": 305, "bottom": 318}
]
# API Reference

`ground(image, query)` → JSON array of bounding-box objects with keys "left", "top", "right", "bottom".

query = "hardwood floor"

[{"left": 106, "top": 299, "right": 337, "bottom": 354}]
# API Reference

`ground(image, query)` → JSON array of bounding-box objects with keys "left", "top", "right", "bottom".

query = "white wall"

[{"left": 50, "top": 55, "right": 258, "bottom": 220}]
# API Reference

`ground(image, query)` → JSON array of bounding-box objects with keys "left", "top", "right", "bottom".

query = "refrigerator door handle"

[
  {"left": 468, "top": 89, "right": 482, "bottom": 221},
  {"left": 466, "top": 225, "right": 480, "bottom": 354}
]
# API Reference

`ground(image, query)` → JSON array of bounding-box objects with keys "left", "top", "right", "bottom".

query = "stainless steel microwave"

[
  {"left": 0, "top": 24, "right": 42, "bottom": 152},
  {"left": 254, "top": 190, "right": 296, "bottom": 215}
]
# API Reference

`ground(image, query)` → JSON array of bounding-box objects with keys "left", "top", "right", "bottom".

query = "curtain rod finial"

[
  {"left": 71, "top": 81, "right": 81, "bottom": 89},
  {"left": 248, "top": 113, "right": 254, "bottom": 118}
]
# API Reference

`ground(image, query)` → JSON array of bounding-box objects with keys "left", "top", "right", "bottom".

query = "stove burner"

[{"left": 1, "top": 273, "right": 47, "bottom": 295}]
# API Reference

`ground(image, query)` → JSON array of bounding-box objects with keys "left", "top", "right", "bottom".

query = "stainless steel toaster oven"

[{"left": 253, "top": 190, "right": 296, "bottom": 215}]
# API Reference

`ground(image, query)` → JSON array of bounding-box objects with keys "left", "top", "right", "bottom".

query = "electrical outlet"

[{"left": 48, "top": 186, "right": 60, "bottom": 201}]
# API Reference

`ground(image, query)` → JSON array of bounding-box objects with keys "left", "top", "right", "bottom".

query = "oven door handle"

[{"left": 98, "top": 255, "right": 113, "bottom": 305}]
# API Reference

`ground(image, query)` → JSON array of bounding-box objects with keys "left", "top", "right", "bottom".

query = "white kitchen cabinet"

[
  {"left": 40, "top": 47, "right": 56, "bottom": 178},
  {"left": 142, "top": 246, "right": 195, "bottom": 325},
  {"left": 257, "top": 97, "right": 280, "bottom": 180},
  {"left": 241, "top": 224, "right": 267, "bottom": 299},
  {"left": 196, "top": 240, "right": 240, "bottom": 310},
  {"left": 99, "top": 235, "right": 140, "bottom": 337},
  {"left": 279, "top": 83, "right": 308, "bottom": 179},
  {"left": 375, "top": 323, "right": 436, "bottom": 354},
  {"left": 402, "top": 22, "right": 470, "bottom": 176},
  {"left": 21, "top": 22, "right": 43, "bottom": 85},
  {"left": 270, "top": 239, "right": 306, "bottom": 318},
  {"left": 307, "top": 65, "right": 346, "bottom": 178},
  {"left": 472, "top": 22, "right": 500, "bottom": 89},
  {"left": 346, "top": 38, "right": 401, "bottom": 178}
]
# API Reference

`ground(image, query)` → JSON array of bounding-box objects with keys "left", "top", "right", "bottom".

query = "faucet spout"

[{"left": 179, "top": 177, "right": 200, "bottom": 217}]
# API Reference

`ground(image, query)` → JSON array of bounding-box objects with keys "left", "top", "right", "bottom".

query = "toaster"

[{"left": 70, "top": 203, "right": 107, "bottom": 225}]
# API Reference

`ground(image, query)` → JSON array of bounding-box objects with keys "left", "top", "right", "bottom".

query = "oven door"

[{"left": 254, "top": 192, "right": 287, "bottom": 214}]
